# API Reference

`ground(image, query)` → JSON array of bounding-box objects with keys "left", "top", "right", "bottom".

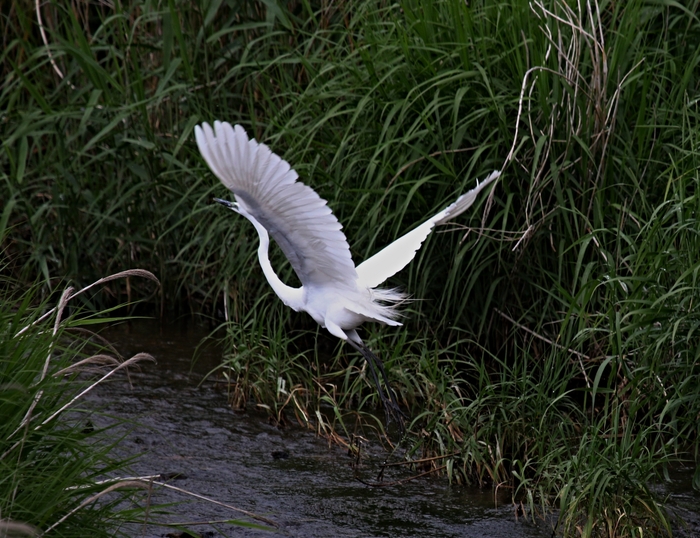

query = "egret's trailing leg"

[{"left": 345, "top": 335, "right": 406, "bottom": 432}]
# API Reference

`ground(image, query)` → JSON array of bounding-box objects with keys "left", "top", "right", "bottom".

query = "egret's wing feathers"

[
  {"left": 356, "top": 170, "right": 500, "bottom": 289},
  {"left": 195, "top": 121, "right": 358, "bottom": 287}
]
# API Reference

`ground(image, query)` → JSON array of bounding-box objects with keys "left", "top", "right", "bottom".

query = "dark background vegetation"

[{"left": 2, "top": 0, "right": 700, "bottom": 535}]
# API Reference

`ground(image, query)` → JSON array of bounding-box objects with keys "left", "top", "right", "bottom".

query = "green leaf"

[{"left": 16, "top": 136, "right": 28, "bottom": 184}]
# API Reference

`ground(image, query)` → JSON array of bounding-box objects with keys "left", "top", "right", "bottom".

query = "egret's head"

[{"left": 214, "top": 197, "right": 240, "bottom": 213}]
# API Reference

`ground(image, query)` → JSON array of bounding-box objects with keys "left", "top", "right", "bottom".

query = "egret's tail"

[{"left": 369, "top": 287, "right": 409, "bottom": 322}]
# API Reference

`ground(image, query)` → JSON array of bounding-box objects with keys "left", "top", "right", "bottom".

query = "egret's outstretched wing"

[
  {"left": 356, "top": 170, "right": 500, "bottom": 289},
  {"left": 195, "top": 121, "right": 358, "bottom": 288}
]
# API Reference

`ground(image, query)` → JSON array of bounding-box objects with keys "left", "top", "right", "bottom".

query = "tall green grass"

[{"left": 2, "top": 0, "right": 700, "bottom": 535}]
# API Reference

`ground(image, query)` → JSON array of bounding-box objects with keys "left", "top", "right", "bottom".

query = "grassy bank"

[{"left": 2, "top": 0, "right": 700, "bottom": 535}]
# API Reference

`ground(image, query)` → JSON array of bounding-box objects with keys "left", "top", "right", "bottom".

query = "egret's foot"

[{"left": 382, "top": 394, "right": 407, "bottom": 435}]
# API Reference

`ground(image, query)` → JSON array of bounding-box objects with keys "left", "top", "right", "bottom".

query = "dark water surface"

[{"left": 91, "top": 320, "right": 699, "bottom": 537}]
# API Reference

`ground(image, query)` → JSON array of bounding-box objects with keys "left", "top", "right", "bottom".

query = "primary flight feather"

[{"left": 195, "top": 120, "right": 500, "bottom": 428}]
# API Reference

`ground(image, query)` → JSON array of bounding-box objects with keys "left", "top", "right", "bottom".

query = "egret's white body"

[{"left": 195, "top": 121, "right": 500, "bottom": 426}]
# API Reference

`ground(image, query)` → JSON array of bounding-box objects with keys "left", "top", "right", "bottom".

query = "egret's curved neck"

[{"left": 248, "top": 218, "right": 304, "bottom": 312}]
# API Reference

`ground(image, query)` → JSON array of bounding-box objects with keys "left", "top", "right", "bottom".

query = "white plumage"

[{"left": 195, "top": 120, "right": 500, "bottom": 428}]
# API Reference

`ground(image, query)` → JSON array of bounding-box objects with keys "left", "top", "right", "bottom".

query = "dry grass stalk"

[
  {"left": 8, "top": 270, "right": 159, "bottom": 439},
  {"left": 0, "top": 519, "right": 39, "bottom": 537},
  {"left": 41, "top": 481, "right": 152, "bottom": 536},
  {"left": 39, "top": 353, "right": 155, "bottom": 428}
]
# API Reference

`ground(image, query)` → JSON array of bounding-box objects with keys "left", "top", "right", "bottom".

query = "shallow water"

[{"left": 90, "top": 320, "right": 699, "bottom": 537}]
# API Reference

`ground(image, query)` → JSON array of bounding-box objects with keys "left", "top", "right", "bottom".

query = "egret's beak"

[{"left": 213, "top": 198, "right": 239, "bottom": 212}]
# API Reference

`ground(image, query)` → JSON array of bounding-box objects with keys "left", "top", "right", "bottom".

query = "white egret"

[{"left": 195, "top": 121, "right": 500, "bottom": 428}]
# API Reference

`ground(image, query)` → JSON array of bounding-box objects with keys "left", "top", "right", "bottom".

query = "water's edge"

[{"left": 89, "top": 320, "right": 698, "bottom": 537}]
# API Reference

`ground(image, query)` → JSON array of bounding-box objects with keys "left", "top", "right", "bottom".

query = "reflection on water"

[{"left": 91, "top": 320, "right": 698, "bottom": 537}]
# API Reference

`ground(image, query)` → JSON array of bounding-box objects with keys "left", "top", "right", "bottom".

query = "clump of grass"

[{"left": 0, "top": 268, "right": 158, "bottom": 536}]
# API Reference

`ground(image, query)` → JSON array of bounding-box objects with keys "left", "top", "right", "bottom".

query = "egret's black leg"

[{"left": 346, "top": 338, "right": 406, "bottom": 432}]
